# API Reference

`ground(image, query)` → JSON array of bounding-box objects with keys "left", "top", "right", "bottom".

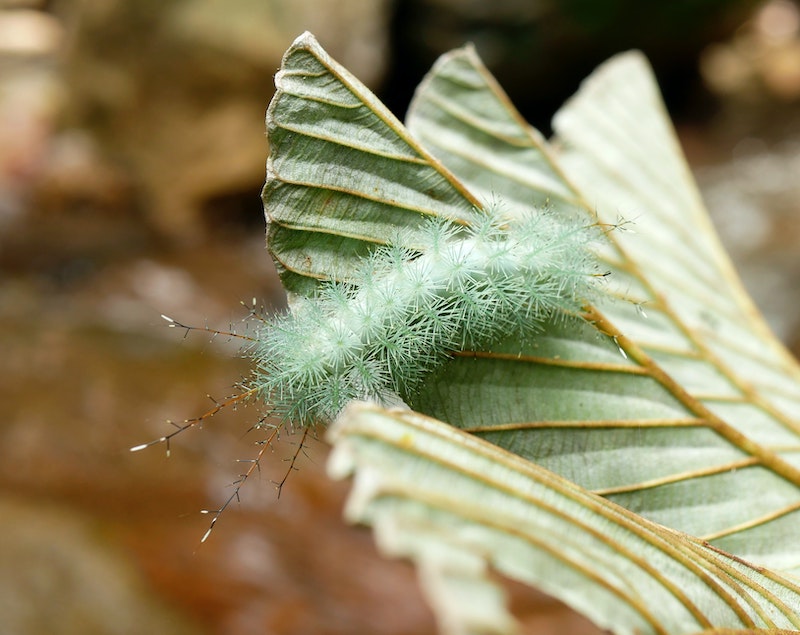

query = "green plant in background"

[{"left": 257, "top": 32, "right": 800, "bottom": 634}]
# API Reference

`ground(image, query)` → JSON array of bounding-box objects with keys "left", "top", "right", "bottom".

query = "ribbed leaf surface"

[
  {"left": 262, "top": 33, "right": 800, "bottom": 634},
  {"left": 405, "top": 45, "right": 800, "bottom": 577},
  {"left": 329, "top": 404, "right": 800, "bottom": 635},
  {"left": 264, "top": 32, "right": 481, "bottom": 295}
]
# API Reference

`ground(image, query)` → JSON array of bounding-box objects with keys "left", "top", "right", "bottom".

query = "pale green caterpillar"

[{"left": 249, "top": 203, "right": 606, "bottom": 425}]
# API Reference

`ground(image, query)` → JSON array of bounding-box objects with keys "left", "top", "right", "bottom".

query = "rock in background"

[{"left": 48, "top": 0, "right": 392, "bottom": 241}]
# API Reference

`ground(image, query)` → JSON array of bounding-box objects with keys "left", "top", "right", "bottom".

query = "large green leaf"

[
  {"left": 262, "top": 33, "right": 800, "bottom": 633},
  {"left": 328, "top": 403, "right": 800, "bottom": 635},
  {"left": 263, "top": 31, "right": 481, "bottom": 296},
  {"left": 403, "top": 45, "right": 800, "bottom": 574}
]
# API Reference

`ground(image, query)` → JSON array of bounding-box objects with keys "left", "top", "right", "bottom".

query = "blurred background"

[{"left": 1, "top": 1, "right": 799, "bottom": 633}]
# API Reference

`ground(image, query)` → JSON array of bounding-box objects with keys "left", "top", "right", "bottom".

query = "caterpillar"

[{"left": 248, "top": 201, "right": 607, "bottom": 426}]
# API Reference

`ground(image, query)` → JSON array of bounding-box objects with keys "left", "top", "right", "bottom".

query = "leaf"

[
  {"left": 262, "top": 34, "right": 800, "bottom": 633},
  {"left": 551, "top": 51, "right": 800, "bottom": 443},
  {"left": 328, "top": 403, "right": 800, "bottom": 635},
  {"left": 263, "top": 31, "right": 482, "bottom": 296},
  {"left": 404, "top": 43, "right": 583, "bottom": 220},
  {"left": 404, "top": 45, "right": 800, "bottom": 576}
]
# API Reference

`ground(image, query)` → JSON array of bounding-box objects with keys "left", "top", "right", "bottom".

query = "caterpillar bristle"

[{"left": 249, "top": 200, "right": 609, "bottom": 427}]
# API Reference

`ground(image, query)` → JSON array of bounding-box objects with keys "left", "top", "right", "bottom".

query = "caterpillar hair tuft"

[{"left": 249, "top": 201, "right": 608, "bottom": 426}]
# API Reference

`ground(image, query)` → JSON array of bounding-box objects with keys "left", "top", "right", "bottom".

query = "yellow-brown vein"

[
  {"left": 462, "top": 417, "right": 705, "bottom": 434},
  {"left": 452, "top": 349, "right": 645, "bottom": 374},
  {"left": 271, "top": 121, "right": 431, "bottom": 163},
  {"left": 266, "top": 179, "right": 474, "bottom": 227},
  {"left": 593, "top": 458, "right": 761, "bottom": 496},
  {"left": 701, "top": 500, "right": 800, "bottom": 542}
]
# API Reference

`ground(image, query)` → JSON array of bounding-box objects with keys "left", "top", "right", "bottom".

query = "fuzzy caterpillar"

[{"left": 250, "top": 203, "right": 606, "bottom": 425}]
